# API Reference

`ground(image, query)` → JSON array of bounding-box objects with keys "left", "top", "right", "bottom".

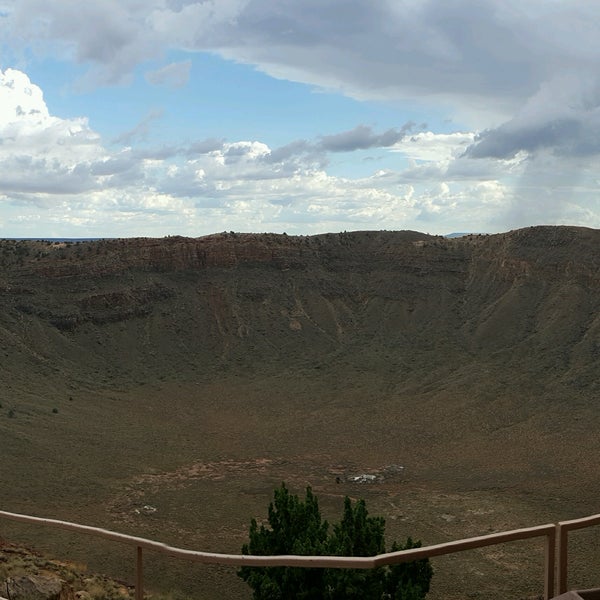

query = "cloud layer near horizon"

[
  {"left": 0, "top": 66, "right": 514, "bottom": 236},
  {"left": 1, "top": 1, "right": 599, "bottom": 236}
]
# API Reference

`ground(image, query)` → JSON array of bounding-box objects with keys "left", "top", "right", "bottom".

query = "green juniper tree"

[
  {"left": 324, "top": 497, "right": 388, "bottom": 599},
  {"left": 385, "top": 538, "right": 433, "bottom": 600},
  {"left": 239, "top": 483, "right": 330, "bottom": 600},
  {"left": 238, "top": 484, "right": 432, "bottom": 600}
]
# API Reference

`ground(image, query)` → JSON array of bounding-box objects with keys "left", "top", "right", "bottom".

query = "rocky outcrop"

[
  {"left": 0, "top": 543, "right": 132, "bottom": 600},
  {"left": 3, "top": 574, "right": 73, "bottom": 600}
]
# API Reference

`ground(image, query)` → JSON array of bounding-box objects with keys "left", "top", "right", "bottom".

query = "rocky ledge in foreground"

[{"left": 0, "top": 540, "right": 133, "bottom": 600}]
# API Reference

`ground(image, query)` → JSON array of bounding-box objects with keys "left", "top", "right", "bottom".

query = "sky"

[{"left": 1, "top": 1, "right": 600, "bottom": 238}]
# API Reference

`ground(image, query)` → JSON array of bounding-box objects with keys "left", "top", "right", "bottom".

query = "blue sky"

[{"left": 1, "top": 1, "right": 600, "bottom": 238}]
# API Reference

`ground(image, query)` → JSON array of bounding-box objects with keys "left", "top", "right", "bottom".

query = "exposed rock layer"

[{"left": 0, "top": 226, "right": 598, "bottom": 390}]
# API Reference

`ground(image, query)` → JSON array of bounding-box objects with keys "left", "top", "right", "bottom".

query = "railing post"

[
  {"left": 544, "top": 525, "right": 556, "bottom": 600},
  {"left": 556, "top": 523, "right": 569, "bottom": 595},
  {"left": 136, "top": 545, "right": 144, "bottom": 600}
]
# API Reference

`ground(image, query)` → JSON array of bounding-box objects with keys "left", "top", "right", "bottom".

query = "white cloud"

[
  {"left": 0, "top": 68, "right": 49, "bottom": 125},
  {"left": 0, "top": 67, "right": 424, "bottom": 235},
  {"left": 2, "top": 0, "right": 600, "bottom": 163},
  {"left": 0, "top": 68, "right": 104, "bottom": 196},
  {"left": 4, "top": 1, "right": 600, "bottom": 202},
  {"left": 0, "top": 65, "right": 597, "bottom": 238}
]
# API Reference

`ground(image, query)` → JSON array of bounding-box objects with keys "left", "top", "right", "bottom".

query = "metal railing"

[{"left": 2, "top": 509, "right": 599, "bottom": 599}]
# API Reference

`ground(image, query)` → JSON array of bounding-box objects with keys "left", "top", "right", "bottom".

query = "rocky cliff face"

[{"left": 0, "top": 226, "right": 598, "bottom": 392}]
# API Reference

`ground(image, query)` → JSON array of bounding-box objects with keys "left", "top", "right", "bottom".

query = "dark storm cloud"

[
  {"left": 7, "top": 1, "right": 598, "bottom": 105},
  {"left": 192, "top": 0, "right": 600, "bottom": 109},
  {"left": 466, "top": 106, "right": 600, "bottom": 160},
  {"left": 466, "top": 119, "right": 583, "bottom": 159}
]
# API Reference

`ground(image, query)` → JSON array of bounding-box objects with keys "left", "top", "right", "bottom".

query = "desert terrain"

[{"left": 1, "top": 226, "right": 599, "bottom": 599}]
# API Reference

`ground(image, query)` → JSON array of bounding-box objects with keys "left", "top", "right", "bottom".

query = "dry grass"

[{"left": 3, "top": 371, "right": 600, "bottom": 599}]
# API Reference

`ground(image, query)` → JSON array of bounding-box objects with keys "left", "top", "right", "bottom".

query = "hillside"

[
  {"left": 0, "top": 226, "right": 599, "bottom": 599},
  {"left": 2, "top": 227, "right": 598, "bottom": 388}
]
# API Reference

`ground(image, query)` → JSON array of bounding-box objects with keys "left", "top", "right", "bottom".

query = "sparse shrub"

[{"left": 52, "top": 408, "right": 59, "bottom": 414}]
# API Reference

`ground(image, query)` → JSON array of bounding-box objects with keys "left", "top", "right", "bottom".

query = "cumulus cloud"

[
  {"left": 0, "top": 68, "right": 104, "bottom": 194},
  {"left": 1, "top": 63, "right": 597, "bottom": 237},
  {"left": 4, "top": 1, "right": 600, "bottom": 176},
  {"left": 0, "top": 68, "right": 423, "bottom": 234},
  {"left": 0, "top": 68, "right": 49, "bottom": 126}
]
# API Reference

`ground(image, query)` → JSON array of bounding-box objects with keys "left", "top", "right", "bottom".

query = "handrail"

[
  {"left": 0, "top": 509, "right": 557, "bottom": 599},
  {"left": 556, "top": 512, "right": 600, "bottom": 594}
]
